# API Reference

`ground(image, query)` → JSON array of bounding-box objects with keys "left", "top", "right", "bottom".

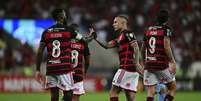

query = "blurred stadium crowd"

[{"left": 0, "top": 0, "right": 201, "bottom": 78}]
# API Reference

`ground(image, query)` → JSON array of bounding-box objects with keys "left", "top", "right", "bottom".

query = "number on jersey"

[
  {"left": 148, "top": 37, "right": 156, "bottom": 54},
  {"left": 52, "top": 40, "right": 61, "bottom": 58},
  {"left": 71, "top": 50, "right": 79, "bottom": 68},
  {"left": 145, "top": 31, "right": 157, "bottom": 60}
]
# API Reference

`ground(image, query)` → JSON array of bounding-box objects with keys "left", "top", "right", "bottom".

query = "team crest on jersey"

[{"left": 117, "top": 34, "right": 124, "bottom": 43}]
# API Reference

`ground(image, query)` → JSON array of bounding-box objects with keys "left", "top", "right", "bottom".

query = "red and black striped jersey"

[
  {"left": 143, "top": 25, "right": 172, "bottom": 71},
  {"left": 111, "top": 30, "right": 137, "bottom": 72},
  {"left": 71, "top": 40, "right": 90, "bottom": 82},
  {"left": 40, "top": 23, "right": 82, "bottom": 75}
]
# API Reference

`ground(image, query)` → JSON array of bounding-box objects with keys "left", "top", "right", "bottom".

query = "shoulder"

[
  {"left": 44, "top": 25, "right": 55, "bottom": 33},
  {"left": 123, "top": 30, "right": 136, "bottom": 40},
  {"left": 163, "top": 25, "right": 172, "bottom": 36}
]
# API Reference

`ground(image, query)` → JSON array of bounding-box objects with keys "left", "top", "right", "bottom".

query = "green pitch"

[{"left": 0, "top": 91, "right": 201, "bottom": 101}]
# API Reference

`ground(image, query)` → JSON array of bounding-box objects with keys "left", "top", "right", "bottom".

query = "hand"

[
  {"left": 89, "top": 28, "right": 94, "bottom": 34},
  {"left": 136, "top": 63, "right": 144, "bottom": 75},
  {"left": 89, "top": 28, "right": 97, "bottom": 39},
  {"left": 35, "top": 71, "right": 45, "bottom": 84},
  {"left": 168, "top": 62, "right": 176, "bottom": 74}
]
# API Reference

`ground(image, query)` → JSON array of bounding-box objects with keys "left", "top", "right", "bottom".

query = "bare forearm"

[
  {"left": 36, "top": 43, "right": 45, "bottom": 71},
  {"left": 95, "top": 39, "right": 109, "bottom": 49},
  {"left": 165, "top": 46, "right": 176, "bottom": 63},
  {"left": 83, "top": 35, "right": 94, "bottom": 43},
  {"left": 140, "top": 43, "right": 145, "bottom": 64},
  {"left": 164, "top": 37, "right": 176, "bottom": 63},
  {"left": 84, "top": 56, "right": 90, "bottom": 73},
  {"left": 134, "top": 44, "right": 140, "bottom": 64},
  {"left": 36, "top": 52, "right": 43, "bottom": 71}
]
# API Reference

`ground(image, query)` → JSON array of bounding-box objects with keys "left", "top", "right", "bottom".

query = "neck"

[{"left": 120, "top": 27, "right": 127, "bottom": 32}]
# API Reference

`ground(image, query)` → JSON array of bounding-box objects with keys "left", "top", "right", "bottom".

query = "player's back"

[
  {"left": 71, "top": 40, "right": 89, "bottom": 82},
  {"left": 144, "top": 25, "right": 172, "bottom": 71},
  {"left": 41, "top": 23, "right": 76, "bottom": 75}
]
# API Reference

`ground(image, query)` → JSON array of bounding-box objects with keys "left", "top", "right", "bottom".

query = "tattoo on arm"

[{"left": 131, "top": 42, "right": 140, "bottom": 64}]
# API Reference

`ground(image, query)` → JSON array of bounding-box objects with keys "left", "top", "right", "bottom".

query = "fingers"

[{"left": 89, "top": 28, "right": 94, "bottom": 33}]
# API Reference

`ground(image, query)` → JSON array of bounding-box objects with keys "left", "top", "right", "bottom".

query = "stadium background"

[{"left": 0, "top": 0, "right": 201, "bottom": 101}]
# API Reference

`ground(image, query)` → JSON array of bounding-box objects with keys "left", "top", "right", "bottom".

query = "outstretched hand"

[{"left": 89, "top": 28, "right": 97, "bottom": 39}]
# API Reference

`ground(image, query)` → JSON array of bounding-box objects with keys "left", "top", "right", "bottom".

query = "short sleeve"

[
  {"left": 40, "top": 31, "right": 46, "bottom": 43},
  {"left": 165, "top": 27, "right": 172, "bottom": 37},
  {"left": 125, "top": 32, "right": 137, "bottom": 44}
]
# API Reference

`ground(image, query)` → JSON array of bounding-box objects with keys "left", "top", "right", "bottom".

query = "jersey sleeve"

[
  {"left": 164, "top": 27, "right": 172, "bottom": 37},
  {"left": 125, "top": 32, "right": 137, "bottom": 44},
  {"left": 40, "top": 31, "right": 46, "bottom": 43}
]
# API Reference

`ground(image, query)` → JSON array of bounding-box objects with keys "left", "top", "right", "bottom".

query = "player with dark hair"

[
  {"left": 91, "top": 15, "right": 141, "bottom": 101},
  {"left": 35, "top": 8, "right": 83, "bottom": 101},
  {"left": 142, "top": 9, "right": 177, "bottom": 101},
  {"left": 69, "top": 23, "right": 90, "bottom": 101}
]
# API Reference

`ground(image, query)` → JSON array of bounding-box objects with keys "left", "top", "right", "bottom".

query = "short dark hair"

[
  {"left": 156, "top": 9, "right": 169, "bottom": 24},
  {"left": 51, "top": 8, "right": 65, "bottom": 21}
]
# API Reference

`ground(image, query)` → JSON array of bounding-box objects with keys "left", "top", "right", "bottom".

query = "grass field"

[{"left": 0, "top": 91, "right": 201, "bottom": 101}]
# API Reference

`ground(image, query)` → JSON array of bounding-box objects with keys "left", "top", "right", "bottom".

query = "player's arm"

[
  {"left": 140, "top": 36, "right": 147, "bottom": 65},
  {"left": 130, "top": 41, "right": 141, "bottom": 68},
  {"left": 131, "top": 40, "right": 144, "bottom": 73},
  {"left": 83, "top": 42, "right": 90, "bottom": 74},
  {"left": 35, "top": 31, "right": 46, "bottom": 83},
  {"left": 84, "top": 56, "right": 90, "bottom": 74},
  {"left": 72, "top": 27, "right": 96, "bottom": 43},
  {"left": 131, "top": 41, "right": 140, "bottom": 64},
  {"left": 140, "top": 41, "right": 144, "bottom": 64},
  {"left": 95, "top": 39, "right": 116, "bottom": 49},
  {"left": 83, "top": 31, "right": 97, "bottom": 43},
  {"left": 36, "top": 42, "right": 45, "bottom": 71},
  {"left": 87, "top": 28, "right": 116, "bottom": 49},
  {"left": 164, "top": 36, "right": 176, "bottom": 72},
  {"left": 35, "top": 42, "right": 46, "bottom": 83},
  {"left": 126, "top": 32, "right": 140, "bottom": 64},
  {"left": 127, "top": 32, "right": 143, "bottom": 73},
  {"left": 164, "top": 36, "right": 176, "bottom": 62}
]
